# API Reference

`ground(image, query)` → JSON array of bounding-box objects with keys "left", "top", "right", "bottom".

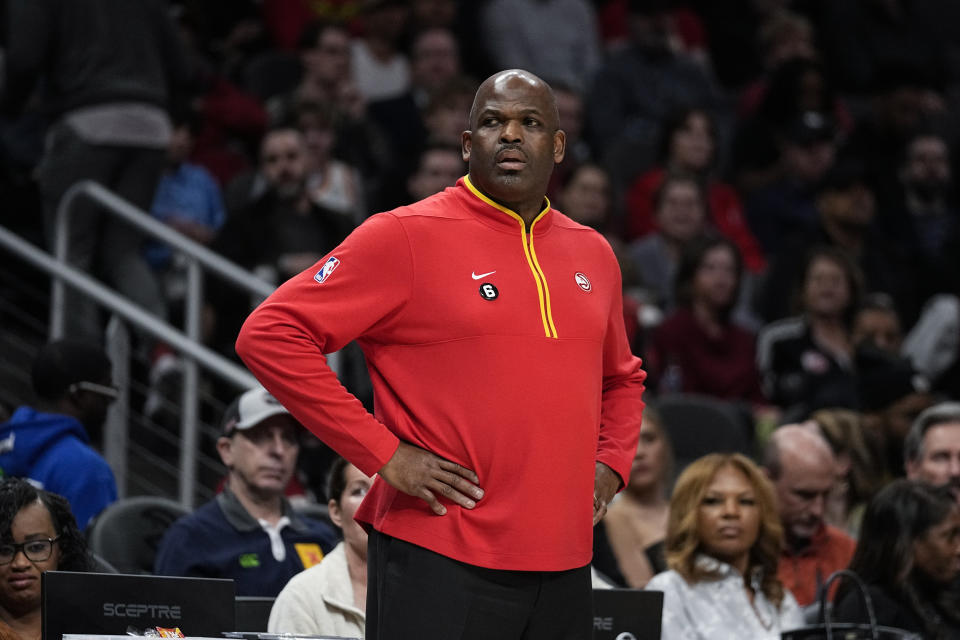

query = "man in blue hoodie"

[{"left": 0, "top": 340, "right": 118, "bottom": 528}]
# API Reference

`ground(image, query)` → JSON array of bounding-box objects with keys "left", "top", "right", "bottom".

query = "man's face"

[
  {"left": 462, "top": 72, "right": 565, "bottom": 214},
  {"left": 261, "top": 131, "right": 307, "bottom": 199},
  {"left": 772, "top": 450, "right": 835, "bottom": 543},
  {"left": 301, "top": 27, "right": 351, "bottom": 85},
  {"left": 903, "top": 136, "right": 951, "bottom": 198},
  {"left": 218, "top": 415, "right": 300, "bottom": 497},
  {"left": 407, "top": 148, "right": 463, "bottom": 201},
  {"left": 411, "top": 29, "right": 460, "bottom": 94},
  {"left": 907, "top": 422, "right": 960, "bottom": 502},
  {"left": 852, "top": 308, "right": 902, "bottom": 353}
]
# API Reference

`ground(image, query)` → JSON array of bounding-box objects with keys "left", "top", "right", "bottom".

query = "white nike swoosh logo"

[{"left": 471, "top": 270, "right": 496, "bottom": 280}]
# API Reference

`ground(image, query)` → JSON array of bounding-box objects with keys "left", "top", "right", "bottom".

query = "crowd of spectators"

[{"left": 6, "top": 0, "right": 960, "bottom": 637}]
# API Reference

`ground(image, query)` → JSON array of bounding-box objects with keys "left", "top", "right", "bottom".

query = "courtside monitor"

[
  {"left": 42, "top": 571, "right": 235, "bottom": 640},
  {"left": 593, "top": 588, "right": 663, "bottom": 640}
]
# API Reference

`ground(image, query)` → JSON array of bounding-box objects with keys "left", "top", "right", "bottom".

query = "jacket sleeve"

[
  {"left": 236, "top": 212, "right": 413, "bottom": 476},
  {"left": 595, "top": 245, "right": 646, "bottom": 487}
]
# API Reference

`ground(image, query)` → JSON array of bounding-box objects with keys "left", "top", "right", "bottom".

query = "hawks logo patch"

[
  {"left": 574, "top": 272, "right": 592, "bottom": 292},
  {"left": 314, "top": 256, "right": 340, "bottom": 284}
]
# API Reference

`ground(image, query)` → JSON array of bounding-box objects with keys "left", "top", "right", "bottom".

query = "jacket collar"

[
  {"left": 457, "top": 175, "right": 554, "bottom": 235},
  {"left": 216, "top": 485, "right": 309, "bottom": 533}
]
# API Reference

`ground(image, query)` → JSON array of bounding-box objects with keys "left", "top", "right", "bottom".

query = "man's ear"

[
  {"left": 553, "top": 129, "right": 566, "bottom": 164},
  {"left": 461, "top": 130, "right": 472, "bottom": 163},
  {"left": 216, "top": 436, "right": 234, "bottom": 469}
]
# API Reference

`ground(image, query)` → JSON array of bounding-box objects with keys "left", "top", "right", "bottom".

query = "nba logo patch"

[{"left": 314, "top": 256, "right": 340, "bottom": 284}]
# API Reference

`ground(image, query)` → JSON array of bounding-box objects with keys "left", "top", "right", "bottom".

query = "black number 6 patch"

[{"left": 478, "top": 283, "right": 499, "bottom": 300}]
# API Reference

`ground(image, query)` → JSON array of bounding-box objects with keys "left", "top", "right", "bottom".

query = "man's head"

[
  {"left": 816, "top": 159, "right": 876, "bottom": 230},
  {"left": 410, "top": 28, "right": 460, "bottom": 96},
  {"left": 407, "top": 143, "right": 464, "bottom": 201},
  {"left": 780, "top": 111, "right": 836, "bottom": 185},
  {"left": 260, "top": 128, "right": 309, "bottom": 200},
  {"left": 217, "top": 387, "right": 300, "bottom": 499},
  {"left": 852, "top": 293, "right": 903, "bottom": 354},
  {"left": 900, "top": 132, "right": 952, "bottom": 203},
  {"left": 905, "top": 402, "right": 960, "bottom": 503},
  {"left": 462, "top": 69, "right": 565, "bottom": 218},
  {"left": 298, "top": 21, "right": 352, "bottom": 86},
  {"left": 763, "top": 425, "right": 837, "bottom": 545},
  {"left": 31, "top": 340, "right": 116, "bottom": 440}
]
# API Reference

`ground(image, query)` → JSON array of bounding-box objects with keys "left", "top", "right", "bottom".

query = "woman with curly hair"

[
  {"left": 646, "top": 453, "right": 803, "bottom": 639},
  {"left": 834, "top": 479, "right": 960, "bottom": 638},
  {"left": 0, "top": 477, "right": 89, "bottom": 640}
]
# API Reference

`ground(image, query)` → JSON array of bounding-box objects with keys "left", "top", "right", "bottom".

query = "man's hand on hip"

[
  {"left": 593, "top": 462, "right": 621, "bottom": 526},
  {"left": 379, "top": 442, "right": 484, "bottom": 516}
]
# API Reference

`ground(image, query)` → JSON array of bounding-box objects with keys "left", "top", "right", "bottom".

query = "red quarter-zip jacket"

[{"left": 236, "top": 176, "right": 646, "bottom": 571}]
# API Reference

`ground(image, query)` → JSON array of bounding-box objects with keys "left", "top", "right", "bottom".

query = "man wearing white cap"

[{"left": 154, "top": 387, "right": 338, "bottom": 596}]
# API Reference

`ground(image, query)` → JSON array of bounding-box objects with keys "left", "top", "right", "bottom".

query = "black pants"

[
  {"left": 36, "top": 120, "right": 168, "bottom": 344},
  {"left": 366, "top": 529, "right": 593, "bottom": 640}
]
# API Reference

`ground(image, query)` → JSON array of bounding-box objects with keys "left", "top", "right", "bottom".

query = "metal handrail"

[
  {"left": 50, "top": 180, "right": 276, "bottom": 337},
  {"left": 0, "top": 226, "right": 259, "bottom": 386},
  {"left": 0, "top": 224, "right": 261, "bottom": 507}
]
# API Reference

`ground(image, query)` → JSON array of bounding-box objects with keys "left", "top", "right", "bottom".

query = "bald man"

[
  {"left": 237, "top": 70, "right": 646, "bottom": 639},
  {"left": 763, "top": 425, "right": 857, "bottom": 607}
]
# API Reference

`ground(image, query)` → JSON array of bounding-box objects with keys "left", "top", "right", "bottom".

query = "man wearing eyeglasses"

[{"left": 0, "top": 340, "right": 118, "bottom": 528}]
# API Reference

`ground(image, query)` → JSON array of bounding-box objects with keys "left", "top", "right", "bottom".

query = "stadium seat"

[{"left": 86, "top": 496, "right": 189, "bottom": 574}]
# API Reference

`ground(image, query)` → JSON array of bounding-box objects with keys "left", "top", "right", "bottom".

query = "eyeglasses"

[
  {"left": 0, "top": 536, "right": 61, "bottom": 565},
  {"left": 68, "top": 381, "right": 119, "bottom": 400}
]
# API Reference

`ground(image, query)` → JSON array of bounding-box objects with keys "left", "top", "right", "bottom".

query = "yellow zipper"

[{"left": 464, "top": 176, "right": 558, "bottom": 339}]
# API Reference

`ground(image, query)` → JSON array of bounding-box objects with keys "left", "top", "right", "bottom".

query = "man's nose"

[
  {"left": 808, "top": 494, "right": 825, "bottom": 519},
  {"left": 500, "top": 120, "right": 522, "bottom": 143},
  {"left": 947, "top": 456, "right": 960, "bottom": 480}
]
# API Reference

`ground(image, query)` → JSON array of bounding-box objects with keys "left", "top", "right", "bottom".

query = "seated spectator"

[
  {"left": 602, "top": 409, "right": 671, "bottom": 588},
  {"left": 834, "top": 480, "right": 960, "bottom": 637},
  {"left": 350, "top": 0, "right": 411, "bottom": 102},
  {"left": 762, "top": 425, "right": 856, "bottom": 607},
  {"left": 736, "top": 12, "right": 819, "bottom": 119},
  {"left": 857, "top": 347, "right": 934, "bottom": 479},
  {"left": 296, "top": 100, "right": 366, "bottom": 223},
  {"left": 555, "top": 163, "right": 612, "bottom": 232},
  {"left": 0, "top": 341, "right": 118, "bottom": 529},
  {"left": 877, "top": 130, "right": 960, "bottom": 321},
  {"left": 408, "top": 27, "right": 462, "bottom": 111},
  {"left": 625, "top": 107, "right": 766, "bottom": 273},
  {"left": 806, "top": 408, "right": 886, "bottom": 534},
  {"left": 647, "top": 453, "right": 804, "bottom": 638},
  {"left": 212, "top": 127, "right": 352, "bottom": 355},
  {"left": 731, "top": 56, "right": 853, "bottom": 200},
  {"left": 0, "top": 477, "right": 90, "bottom": 640},
  {"left": 404, "top": 142, "right": 464, "bottom": 204},
  {"left": 145, "top": 110, "right": 227, "bottom": 308},
  {"left": 905, "top": 403, "right": 960, "bottom": 505},
  {"left": 545, "top": 82, "right": 592, "bottom": 201},
  {"left": 757, "top": 247, "right": 862, "bottom": 417},
  {"left": 154, "top": 387, "right": 338, "bottom": 596},
  {"left": 851, "top": 293, "right": 903, "bottom": 356},
  {"left": 645, "top": 236, "right": 764, "bottom": 401},
  {"left": 742, "top": 109, "right": 837, "bottom": 259},
  {"left": 269, "top": 457, "right": 371, "bottom": 636},
  {"left": 758, "top": 159, "right": 909, "bottom": 324},
  {"left": 627, "top": 172, "right": 708, "bottom": 314},
  {"left": 586, "top": 2, "right": 718, "bottom": 178}
]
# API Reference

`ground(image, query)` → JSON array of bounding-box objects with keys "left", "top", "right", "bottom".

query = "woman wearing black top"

[{"left": 834, "top": 479, "right": 960, "bottom": 639}]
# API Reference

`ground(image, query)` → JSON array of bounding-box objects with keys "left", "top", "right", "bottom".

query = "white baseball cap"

[{"left": 221, "top": 386, "right": 291, "bottom": 435}]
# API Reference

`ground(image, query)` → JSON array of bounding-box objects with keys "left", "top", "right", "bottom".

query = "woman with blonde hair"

[{"left": 647, "top": 453, "right": 803, "bottom": 639}]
